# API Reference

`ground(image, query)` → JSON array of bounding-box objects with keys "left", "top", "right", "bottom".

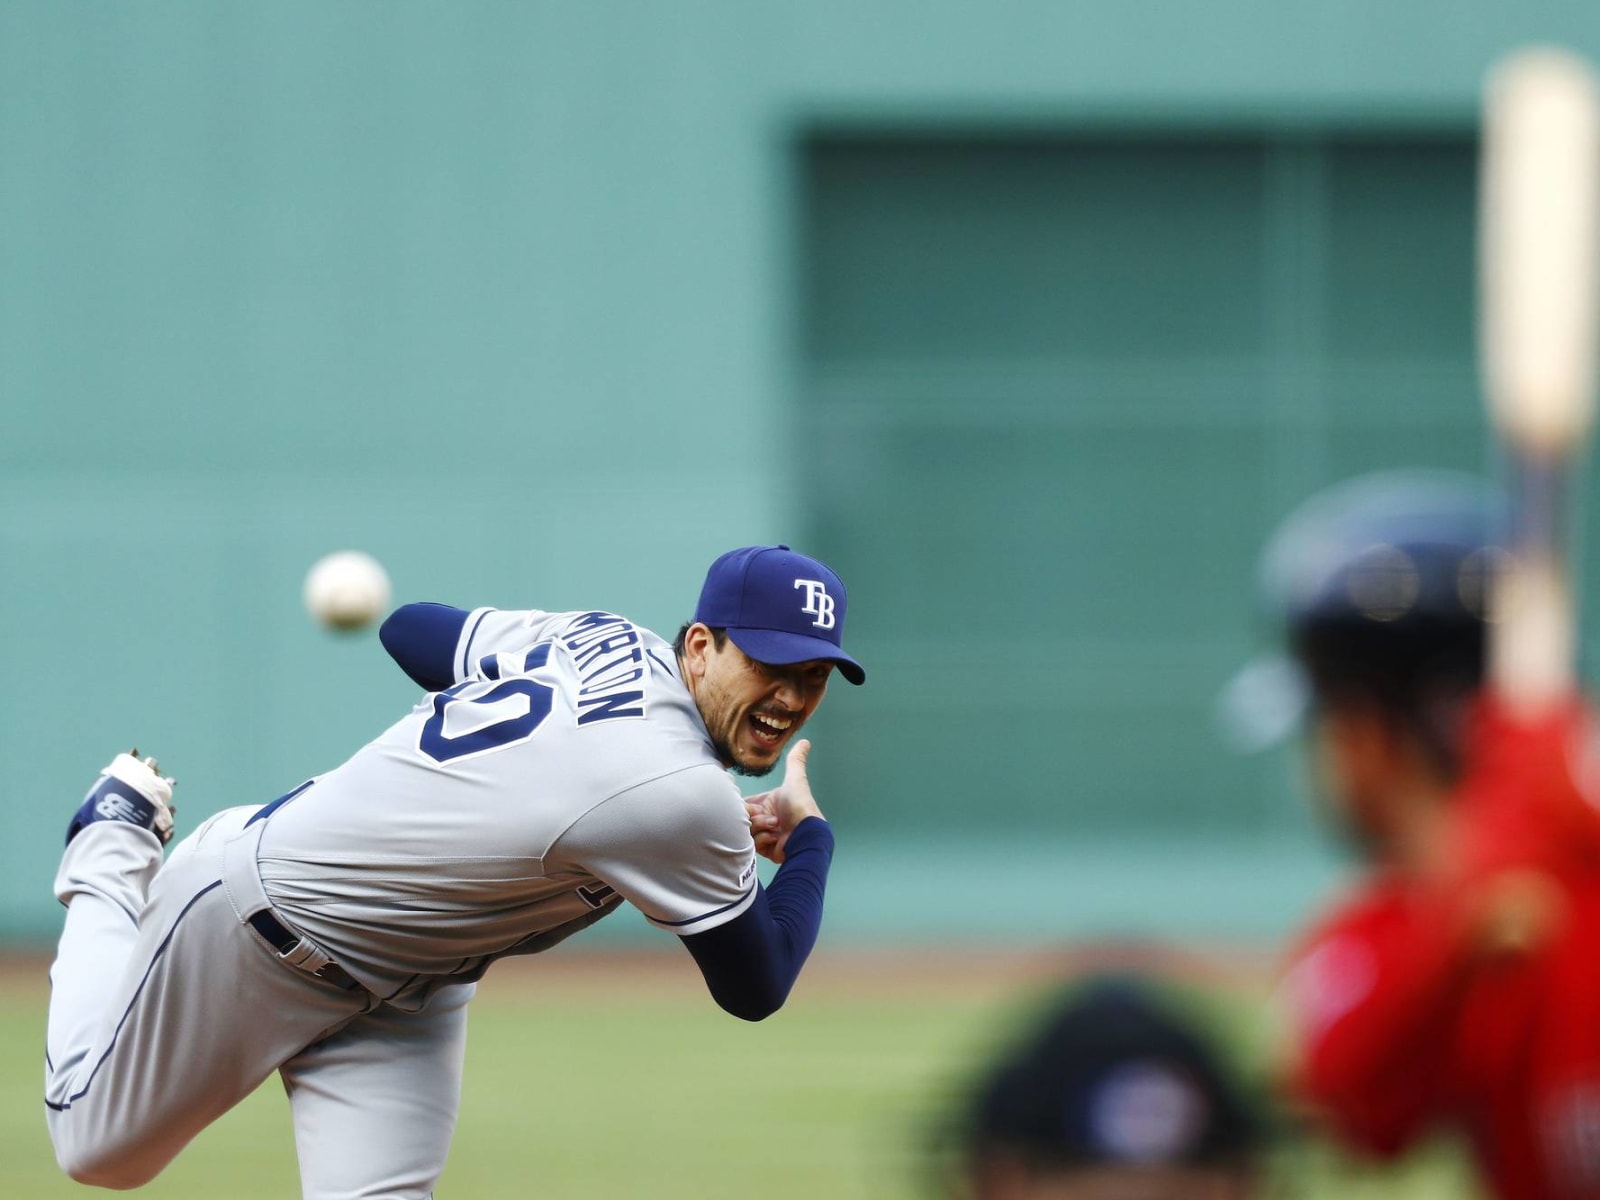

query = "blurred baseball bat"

[{"left": 1480, "top": 46, "right": 1600, "bottom": 717}]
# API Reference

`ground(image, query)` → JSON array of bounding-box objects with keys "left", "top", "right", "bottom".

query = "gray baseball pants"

[{"left": 45, "top": 804, "right": 472, "bottom": 1198}]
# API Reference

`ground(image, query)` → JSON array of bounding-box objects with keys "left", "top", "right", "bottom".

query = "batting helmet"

[{"left": 1220, "top": 470, "right": 1505, "bottom": 753}]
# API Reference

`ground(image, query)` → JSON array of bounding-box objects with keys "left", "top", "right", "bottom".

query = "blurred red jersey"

[{"left": 1282, "top": 697, "right": 1600, "bottom": 1199}]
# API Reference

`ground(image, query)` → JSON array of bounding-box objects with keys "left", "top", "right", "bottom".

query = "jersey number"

[{"left": 419, "top": 645, "right": 554, "bottom": 764}]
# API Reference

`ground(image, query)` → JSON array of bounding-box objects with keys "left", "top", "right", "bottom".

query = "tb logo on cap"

[{"left": 794, "top": 579, "right": 836, "bottom": 630}]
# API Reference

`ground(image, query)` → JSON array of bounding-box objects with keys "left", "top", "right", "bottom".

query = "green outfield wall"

[{"left": 6, "top": 1, "right": 1600, "bottom": 945}]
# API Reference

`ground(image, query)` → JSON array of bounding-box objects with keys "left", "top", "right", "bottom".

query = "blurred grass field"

[{"left": 0, "top": 946, "right": 1479, "bottom": 1199}]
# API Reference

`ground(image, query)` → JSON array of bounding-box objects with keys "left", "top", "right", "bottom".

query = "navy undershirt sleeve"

[
  {"left": 681, "top": 816, "right": 835, "bottom": 1021},
  {"left": 378, "top": 602, "right": 471, "bottom": 693}
]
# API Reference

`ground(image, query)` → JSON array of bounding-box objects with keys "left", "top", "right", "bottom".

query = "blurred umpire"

[
  {"left": 946, "top": 976, "right": 1265, "bottom": 1200},
  {"left": 1237, "top": 470, "right": 1600, "bottom": 1199}
]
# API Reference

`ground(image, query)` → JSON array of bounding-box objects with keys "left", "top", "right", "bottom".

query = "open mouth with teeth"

[{"left": 747, "top": 709, "right": 794, "bottom": 751}]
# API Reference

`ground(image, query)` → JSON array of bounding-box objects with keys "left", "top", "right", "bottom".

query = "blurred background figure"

[
  {"left": 1255, "top": 470, "right": 1600, "bottom": 1198},
  {"left": 944, "top": 974, "right": 1267, "bottom": 1200}
]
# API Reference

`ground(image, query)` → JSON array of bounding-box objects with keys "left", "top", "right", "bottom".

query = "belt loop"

[{"left": 246, "top": 909, "right": 363, "bottom": 992}]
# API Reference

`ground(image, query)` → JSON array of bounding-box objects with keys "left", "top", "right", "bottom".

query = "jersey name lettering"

[{"left": 561, "top": 611, "right": 647, "bottom": 725}]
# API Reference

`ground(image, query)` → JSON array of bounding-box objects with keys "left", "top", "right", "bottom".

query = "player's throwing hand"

[{"left": 745, "top": 739, "right": 823, "bottom": 864}]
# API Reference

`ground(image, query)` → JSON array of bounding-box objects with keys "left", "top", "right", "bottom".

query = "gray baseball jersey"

[
  {"left": 254, "top": 607, "right": 761, "bottom": 1005},
  {"left": 44, "top": 606, "right": 767, "bottom": 1196},
  {"left": 46, "top": 537, "right": 861, "bottom": 1198}
]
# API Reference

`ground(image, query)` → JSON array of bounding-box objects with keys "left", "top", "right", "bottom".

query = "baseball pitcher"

[{"left": 43, "top": 544, "right": 863, "bottom": 1196}]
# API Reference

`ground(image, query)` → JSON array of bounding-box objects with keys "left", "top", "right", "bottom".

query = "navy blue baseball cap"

[{"left": 694, "top": 545, "right": 866, "bottom": 685}]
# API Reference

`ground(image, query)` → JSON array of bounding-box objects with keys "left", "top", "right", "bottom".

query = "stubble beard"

[
  {"left": 727, "top": 747, "right": 779, "bottom": 779},
  {"left": 697, "top": 684, "right": 781, "bottom": 778},
  {"left": 711, "top": 716, "right": 781, "bottom": 778}
]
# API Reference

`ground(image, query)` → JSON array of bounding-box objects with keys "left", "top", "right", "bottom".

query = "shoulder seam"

[
  {"left": 545, "top": 760, "right": 730, "bottom": 855},
  {"left": 454, "top": 607, "right": 496, "bottom": 680}
]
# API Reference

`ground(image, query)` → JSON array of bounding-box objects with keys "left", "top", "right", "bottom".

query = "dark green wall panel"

[
  {"left": 1324, "top": 140, "right": 1478, "bottom": 363},
  {"left": 799, "top": 132, "right": 1482, "bottom": 851},
  {"left": 807, "top": 139, "right": 1269, "bottom": 365}
]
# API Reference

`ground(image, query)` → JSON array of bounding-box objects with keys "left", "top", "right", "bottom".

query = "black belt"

[{"left": 247, "top": 910, "right": 363, "bottom": 992}]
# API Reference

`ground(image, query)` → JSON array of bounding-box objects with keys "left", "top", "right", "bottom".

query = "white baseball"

[{"left": 303, "top": 551, "right": 392, "bottom": 631}]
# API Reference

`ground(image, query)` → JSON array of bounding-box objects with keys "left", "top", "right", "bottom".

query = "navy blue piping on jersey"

[
  {"left": 245, "top": 780, "right": 315, "bottom": 828},
  {"left": 457, "top": 606, "right": 492, "bottom": 678},
  {"left": 646, "top": 649, "right": 677, "bottom": 679},
  {"left": 681, "top": 816, "right": 835, "bottom": 1022},
  {"left": 380, "top": 602, "right": 472, "bottom": 693},
  {"left": 651, "top": 882, "right": 758, "bottom": 930},
  {"left": 45, "top": 880, "right": 224, "bottom": 1112}
]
